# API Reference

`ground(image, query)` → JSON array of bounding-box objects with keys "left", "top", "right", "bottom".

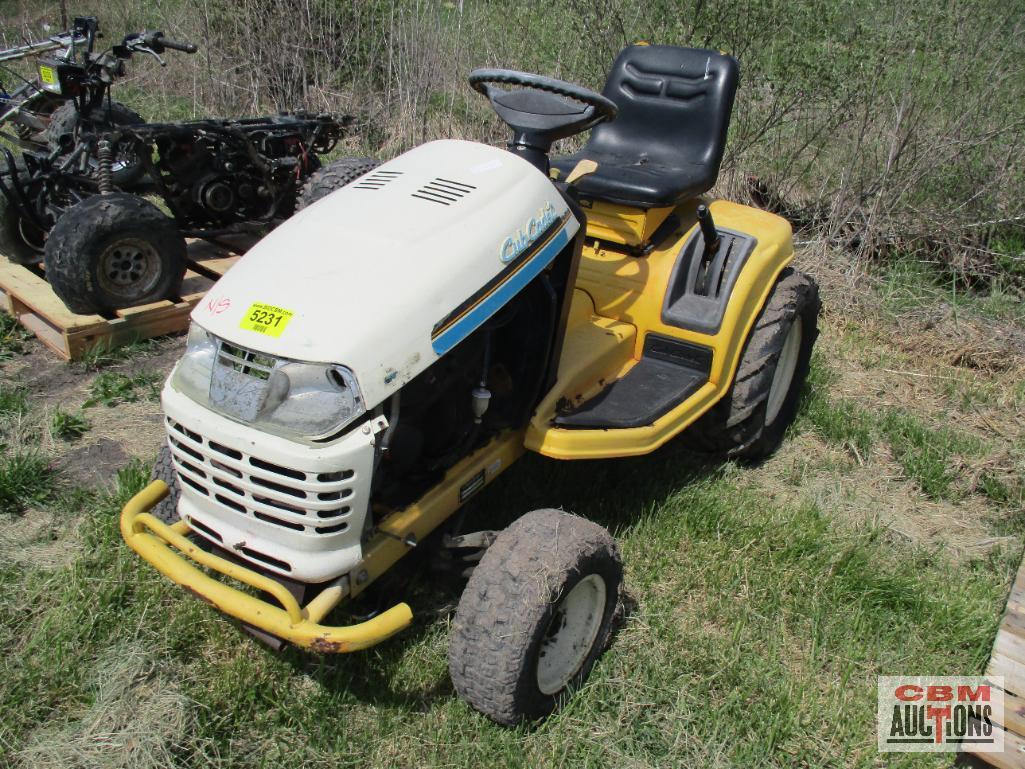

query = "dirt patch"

[
  {"left": 755, "top": 431, "right": 1014, "bottom": 556},
  {"left": 61, "top": 438, "right": 133, "bottom": 489},
  {"left": 0, "top": 508, "right": 79, "bottom": 570},
  {"left": 1, "top": 334, "right": 186, "bottom": 488}
]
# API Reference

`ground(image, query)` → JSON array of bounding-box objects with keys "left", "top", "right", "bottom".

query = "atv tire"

[
  {"left": 150, "top": 444, "right": 181, "bottom": 525},
  {"left": 46, "top": 101, "right": 146, "bottom": 187},
  {"left": 687, "top": 266, "right": 820, "bottom": 461},
  {"left": 449, "top": 509, "right": 622, "bottom": 725},
  {"left": 43, "top": 193, "right": 187, "bottom": 315},
  {"left": 296, "top": 156, "right": 379, "bottom": 211},
  {"left": 0, "top": 157, "right": 46, "bottom": 264}
]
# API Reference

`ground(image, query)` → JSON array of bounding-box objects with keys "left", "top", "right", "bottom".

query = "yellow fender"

[{"left": 527, "top": 199, "right": 794, "bottom": 459}]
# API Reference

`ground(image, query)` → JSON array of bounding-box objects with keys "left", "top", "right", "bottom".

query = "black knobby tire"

[
  {"left": 688, "top": 266, "right": 820, "bottom": 460},
  {"left": 0, "top": 157, "right": 46, "bottom": 264},
  {"left": 46, "top": 101, "right": 146, "bottom": 187},
  {"left": 43, "top": 193, "right": 187, "bottom": 315},
  {"left": 150, "top": 444, "right": 182, "bottom": 525},
  {"left": 296, "top": 156, "right": 380, "bottom": 211},
  {"left": 448, "top": 509, "right": 623, "bottom": 725}
]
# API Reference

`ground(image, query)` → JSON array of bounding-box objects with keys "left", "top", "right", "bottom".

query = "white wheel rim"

[
  {"left": 765, "top": 316, "right": 803, "bottom": 426},
  {"left": 536, "top": 574, "right": 607, "bottom": 695}
]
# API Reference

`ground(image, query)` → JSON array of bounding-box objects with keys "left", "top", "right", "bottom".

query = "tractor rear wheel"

[
  {"left": 43, "top": 193, "right": 187, "bottom": 315},
  {"left": 296, "top": 156, "right": 379, "bottom": 211},
  {"left": 448, "top": 509, "right": 622, "bottom": 725},
  {"left": 150, "top": 444, "right": 181, "bottom": 525},
  {"left": 687, "top": 267, "right": 820, "bottom": 461}
]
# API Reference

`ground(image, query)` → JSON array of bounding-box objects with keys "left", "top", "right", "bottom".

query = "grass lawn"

[{"left": 0, "top": 248, "right": 1022, "bottom": 768}]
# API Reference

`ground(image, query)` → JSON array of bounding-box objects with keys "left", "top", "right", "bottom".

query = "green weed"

[
  {"left": 84, "top": 372, "right": 159, "bottom": 408},
  {"left": 49, "top": 408, "right": 90, "bottom": 441},
  {"left": 0, "top": 451, "right": 52, "bottom": 514},
  {"left": 0, "top": 312, "right": 30, "bottom": 361},
  {"left": 0, "top": 381, "right": 27, "bottom": 419},
  {"left": 77, "top": 338, "right": 159, "bottom": 372}
]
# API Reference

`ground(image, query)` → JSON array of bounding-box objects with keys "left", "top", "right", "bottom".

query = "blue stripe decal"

[{"left": 432, "top": 223, "right": 571, "bottom": 356}]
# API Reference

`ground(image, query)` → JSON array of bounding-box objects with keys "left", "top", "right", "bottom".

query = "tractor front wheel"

[
  {"left": 687, "top": 266, "right": 820, "bottom": 460},
  {"left": 150, "top": 444, "right": 182, "bottom": 525},
  {"left": 448, "top": 509, "right": 622, "bottom": 725}
]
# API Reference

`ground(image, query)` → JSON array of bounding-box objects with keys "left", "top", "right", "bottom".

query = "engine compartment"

[{"left": 373, "top": 273, "right": 562, "bottom": 508}]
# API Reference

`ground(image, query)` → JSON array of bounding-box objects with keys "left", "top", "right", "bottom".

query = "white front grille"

[{"left": 166, "top": 417, "right": 356, "bottom": 537}]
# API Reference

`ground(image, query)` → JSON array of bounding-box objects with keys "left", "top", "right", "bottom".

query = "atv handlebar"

[
  {"left": 152, "top": 34, "right": 198, "bottom": 54},
  {"left": 122, "top": 30, "right": 199, "bottom": 58}
]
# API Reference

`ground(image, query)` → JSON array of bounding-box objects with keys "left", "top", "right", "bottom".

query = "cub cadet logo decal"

[{"left": 500, "top": 201, "right": 558, "bottom": 263}]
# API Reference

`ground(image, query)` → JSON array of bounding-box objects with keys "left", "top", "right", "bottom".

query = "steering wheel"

[{"left": 468, "top": 69, "right": 617, "bottom": 151}]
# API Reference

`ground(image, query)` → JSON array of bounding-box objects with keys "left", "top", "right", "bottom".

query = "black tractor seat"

[{"left": 551, "top": 45, "right": 739, "bottom": 210}]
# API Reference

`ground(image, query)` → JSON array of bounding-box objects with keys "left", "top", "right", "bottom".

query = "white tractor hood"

[{"left": 193, "top": 139, "right": 578, "bottom": 409}]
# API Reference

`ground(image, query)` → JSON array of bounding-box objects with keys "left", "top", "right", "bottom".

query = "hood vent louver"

[
  {"left": 411, "top": 178, "right": 476, "bottom": 206},
  {"left": 353, "top": 170, "right": 403, "bottom": 190}
]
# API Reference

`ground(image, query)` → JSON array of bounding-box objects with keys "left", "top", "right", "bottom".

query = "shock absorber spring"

[{"left": 96, "top": 140, "right": 113, "bottom": 194}]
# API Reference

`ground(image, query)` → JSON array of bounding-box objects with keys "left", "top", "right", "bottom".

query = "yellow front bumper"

[{"left": 120, "top": 480, "right": 413, "bottom": 652}]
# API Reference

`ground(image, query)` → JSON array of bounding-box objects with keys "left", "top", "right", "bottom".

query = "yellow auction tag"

[
  {"left": 239, "top": 302, "right": 294, "bottom": 337},
  {"left": 38, "top": 66, "right": 56, "bottom": 85}
]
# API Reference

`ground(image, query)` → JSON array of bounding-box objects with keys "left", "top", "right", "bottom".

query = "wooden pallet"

[
  {"left": 0, "top": 240, "right": 239, "bottom": 360},
  {"left": 965, "top": 552, "right": 1025, "bottom": 768}
]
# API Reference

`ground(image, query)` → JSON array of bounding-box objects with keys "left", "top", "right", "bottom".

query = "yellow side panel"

[
  {"left": 577, "top": 199, "right": 674, "bottom": 246},
  {"left": 531, "top": 289, "right": 637, "bottom": 423},
  {"left": 526, "top": 199, "right": 794, "bottom": 459}
]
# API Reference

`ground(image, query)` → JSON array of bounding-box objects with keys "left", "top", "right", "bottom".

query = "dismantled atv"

[
  {"left": 0, "top": 17, "right": 164, "bottom": 265},
  {"left": 1, "top": 111, "right": 351, "bottom": 314},
  {"left": 120, "top": 45, "right": 820, "bottom": 724}
]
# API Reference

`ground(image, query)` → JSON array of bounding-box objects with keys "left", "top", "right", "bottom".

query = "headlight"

[
  {"left": 172, "top": 322, "right": 217, "bottom": 405},
  {"left": 254, "top": 361, "right": 364, "bottom": 439},
  {"left": 170, "top": 323, "right": 365, "bottom": 441}
]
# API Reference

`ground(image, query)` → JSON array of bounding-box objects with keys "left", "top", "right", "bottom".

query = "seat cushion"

[{"left": 551, "top": 151, "right": 714, "bottom": 208}]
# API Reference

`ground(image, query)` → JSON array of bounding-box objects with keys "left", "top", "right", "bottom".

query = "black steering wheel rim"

[{"left": 468, "top": 68, "right": 618, "bottom": 127}]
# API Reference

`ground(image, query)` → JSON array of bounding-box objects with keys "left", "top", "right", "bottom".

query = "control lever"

[
  {"left": 136, "top": 46, "right": 166, "bottom": 66},
  {"left": 695, "top": 204, "right": 724, "bottom": 295},
  {"left": 697, "top": 204, "right": 720, "bottom": 254}
]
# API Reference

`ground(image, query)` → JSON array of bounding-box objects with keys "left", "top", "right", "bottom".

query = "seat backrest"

[{"left": 586, "top": 45, "right": 739, "bottom": 174}]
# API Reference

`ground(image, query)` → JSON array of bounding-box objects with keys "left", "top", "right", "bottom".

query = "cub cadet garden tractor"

[{"left": 121, "top": 44, "right": 820, "bottom": 725}]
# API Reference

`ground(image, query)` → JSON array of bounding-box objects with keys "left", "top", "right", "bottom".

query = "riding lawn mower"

[{"left": 120, "top": 44, "right": 820, "bottom": 725}]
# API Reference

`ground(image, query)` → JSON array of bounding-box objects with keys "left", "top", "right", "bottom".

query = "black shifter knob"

[{"left": 697, "top": 204, "right": 720, "bottom": 254}]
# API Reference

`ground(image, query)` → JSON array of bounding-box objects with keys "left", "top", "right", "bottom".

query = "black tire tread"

[
  {"left": 46, "top": 101, "right": 146, "bottom": 187},
  {"left": 150, "top": 444, "right": 181, "bottom": 525},
  {"left": 45, "top": 101, "right": 144, "bottom": 150},
  {"left": 448, "top": 509, "right": 622, "bottom": 725},
  {"left": 43, "top": 193, "right": 187, "bottom": 315},
  {"left": 0, "top": 157, "right": 44, "bottom": 264},
  {"left": 688, "top": 267, "right": 820, "bottom": 459},
  {"left": 296, "top": 156, "right": 379, "bottom": 211}
]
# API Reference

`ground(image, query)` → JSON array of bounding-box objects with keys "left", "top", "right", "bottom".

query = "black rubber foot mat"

[{"left": 554, "top": 334, "right": 711, "bottom": 430}]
